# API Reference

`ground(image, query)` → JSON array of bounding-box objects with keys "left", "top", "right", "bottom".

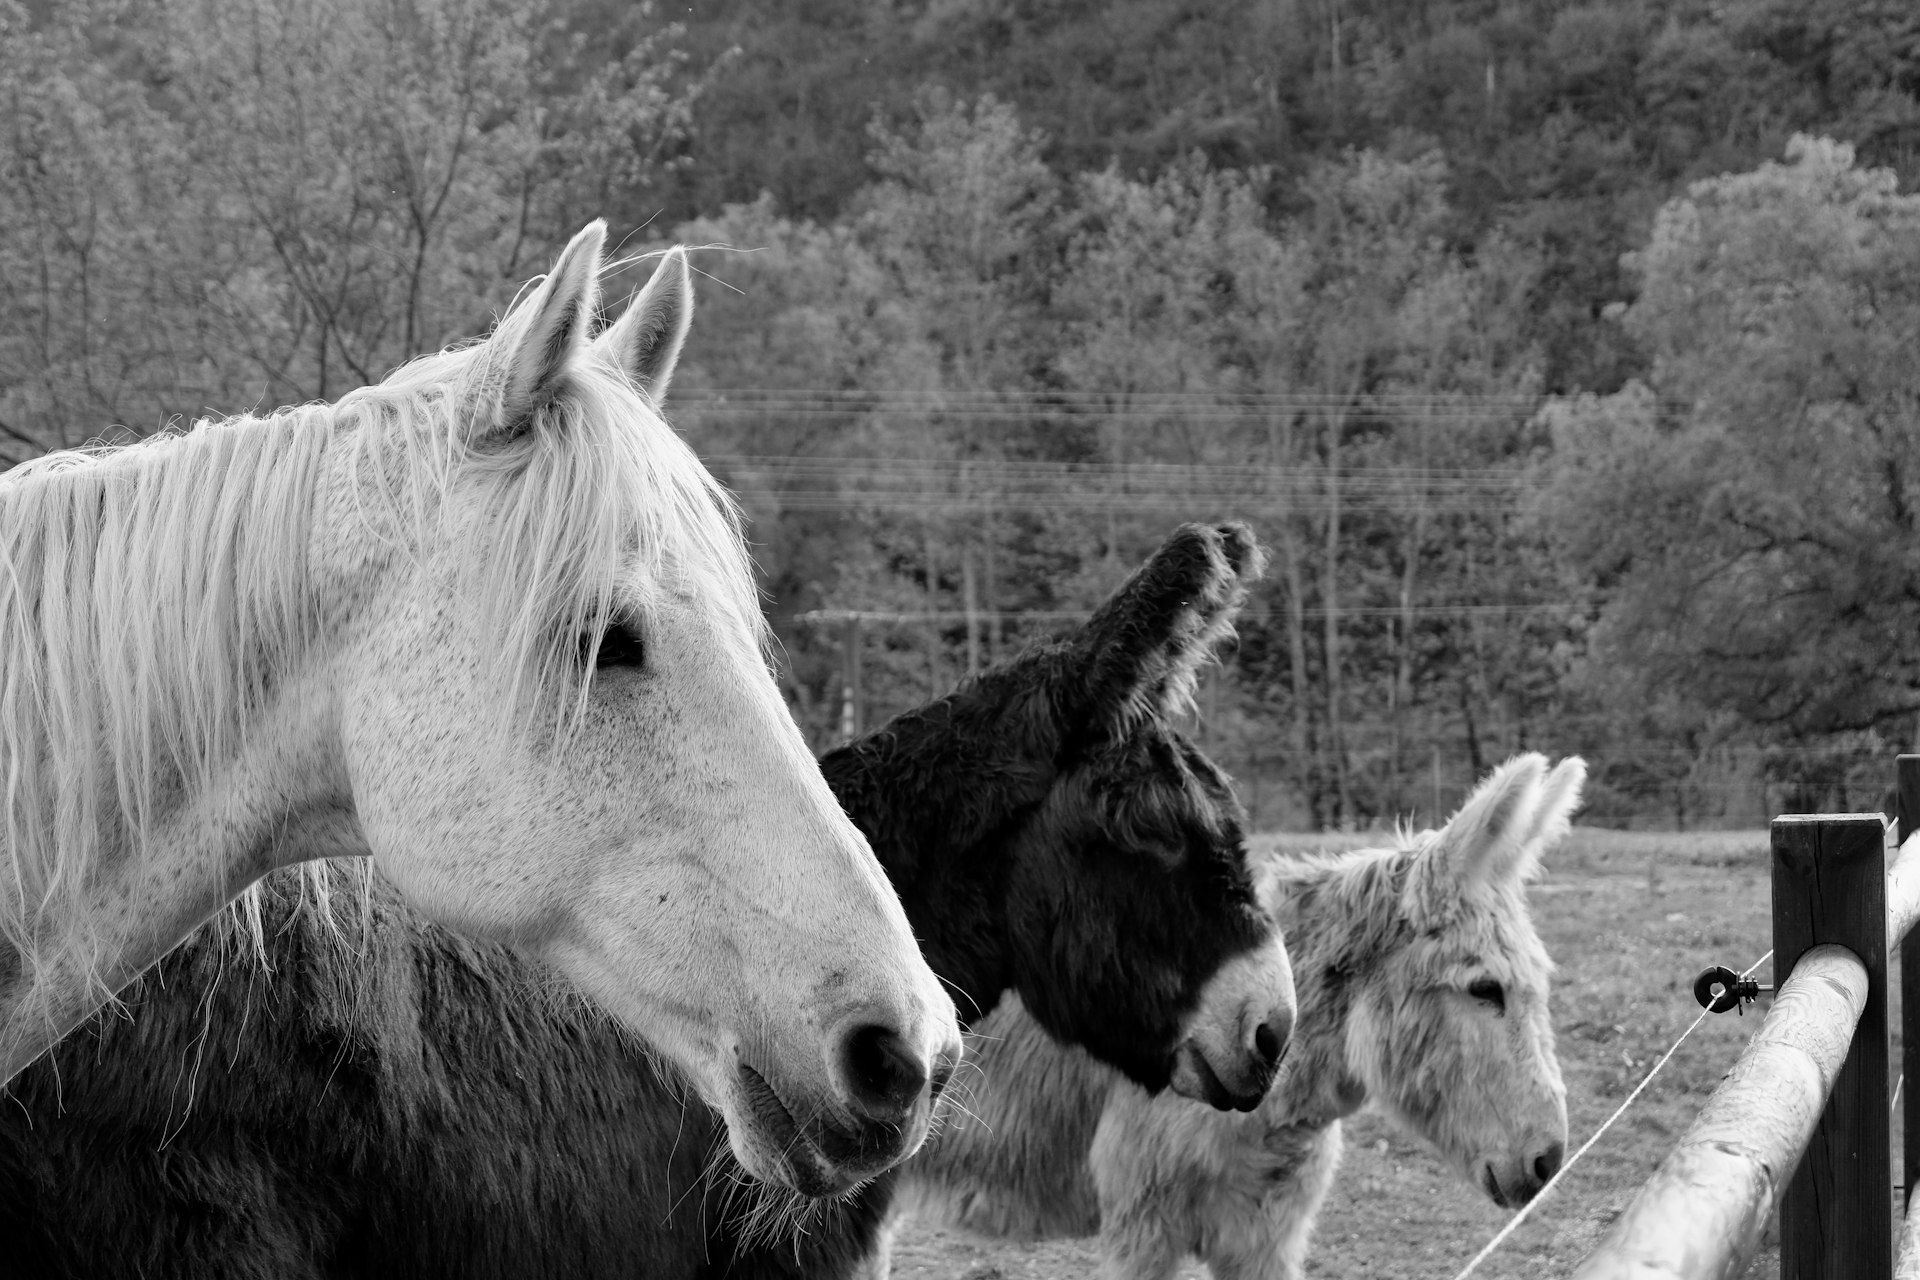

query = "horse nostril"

[
  {"left": 1534, "top": 1140, "right": 1565, "bottom": 1186},
  {"left": 835, "top": 1023, "right": 929, "bottom": 1121},
  {"left": 1251, "top": 1007, "right": 1292, "bottom": 1069}
]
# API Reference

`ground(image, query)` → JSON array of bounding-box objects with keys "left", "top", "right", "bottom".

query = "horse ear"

[
  {"left": 1072, "top": 522, "right": 1267, "bottom": 737},
  {"left": 593, "top": 246, "right": 693, "bottom": 400},
  {"left": 480, "top": 221, "right": 606, "bottom": 438}
]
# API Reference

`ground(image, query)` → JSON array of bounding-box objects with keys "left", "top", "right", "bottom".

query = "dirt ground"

[{"left": 884, "top": 827, "right": 1858, "bottom": 1280}]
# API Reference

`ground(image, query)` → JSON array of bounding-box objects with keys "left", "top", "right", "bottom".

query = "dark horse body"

[{"left": 2, "top": 523, "right": 1291, "bottom": 1279}]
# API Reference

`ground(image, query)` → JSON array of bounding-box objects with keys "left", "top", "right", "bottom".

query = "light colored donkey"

[
  {"left": 0, "top": 224, "right": 959, "bottom": 1196},
  {"left": 894, "top": 754, "right": 1580, "bottom": 1278}
]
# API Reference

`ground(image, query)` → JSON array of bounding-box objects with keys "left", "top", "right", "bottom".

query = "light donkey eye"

[{"left": 1467, "top": 978, "right": 1506, "bottom": 1014}]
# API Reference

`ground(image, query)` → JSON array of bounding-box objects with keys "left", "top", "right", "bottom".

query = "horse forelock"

[{"left": 342, "top": 333, "right": 766, "bottom": 741}]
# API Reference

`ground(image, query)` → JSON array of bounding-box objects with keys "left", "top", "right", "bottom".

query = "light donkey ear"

[
  {"left": 1435, "top": 753, "right": 1550, "bottom": 890},
  {"left": 1072, "top": 522, "right": 1268, "bottom": 739},
  {"left": 1509, "top": 756, "right": 1585, "bottom": 877},
  {"left": 480, "top": 221, "right": 606, "bottom": 438},
  {"left": 593, "top": 245, "right": 693, "bottom": 401}
]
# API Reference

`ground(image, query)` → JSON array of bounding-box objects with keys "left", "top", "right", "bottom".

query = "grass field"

[{"left": 887, "top": 827, "right": 1838, "bottom": 1280}]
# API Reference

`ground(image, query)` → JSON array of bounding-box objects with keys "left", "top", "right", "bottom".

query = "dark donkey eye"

[
  {"left": 586, "top": 616, "right": 647, "bottom": 670},
  {"left": 1467, "top": 978, "right": 1506, "bottom": 1014}
]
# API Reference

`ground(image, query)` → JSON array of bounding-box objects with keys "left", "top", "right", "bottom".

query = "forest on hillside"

[{"left": 6, "top": 0, "right": 1920, "bottom": 827}]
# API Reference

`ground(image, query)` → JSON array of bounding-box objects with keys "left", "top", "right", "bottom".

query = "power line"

[
  {"left": 686, "top": 389, "right": 1552, "bottom": 406},
  {"left": 673, "top": 386, "right": 1697, "bottom": 425},
  {"left": 792, "top": 604, "right": 1568, "bottom": 625},
  {"left": 675, "top": 388, "right": 1565, "bottom": 420},
  {"left": 707, "top": 455, "right": 1531, "bottom": 515},
  {"left": 711, "top": 455, "right": 1525, "bottom": 482}
]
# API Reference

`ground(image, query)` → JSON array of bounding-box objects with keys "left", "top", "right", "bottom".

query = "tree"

[
  {"left": 0, "top": 0, "right": 691, "bottom": 455},
  {"left": 1539, "top": 135, "right": 1920, "bottom": 744},
  {"left": 1051, "top": 147, "right": 1547, "bottom": 827},
  {"left": 0, "top": 0, "right": 200, "bottom": 455},
  {"left": 854, "top": 91, "right": 1061, "bottom": 695}
]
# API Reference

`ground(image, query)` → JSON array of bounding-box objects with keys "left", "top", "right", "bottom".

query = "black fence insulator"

[{"left": 1693, "top": 964, "right": 1771, "bottom": 1015}]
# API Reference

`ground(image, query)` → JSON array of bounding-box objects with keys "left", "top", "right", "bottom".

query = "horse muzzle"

[{"left": 730, "top": 1019, "right": 962, "bottom": 1196}]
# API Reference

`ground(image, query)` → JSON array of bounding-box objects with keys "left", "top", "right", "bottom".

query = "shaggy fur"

[
  {"left": 1, "top": 522, "right": 1294, "bottom": 1280},
  {"left": 1, "top": 870, "right": 722, "bottom": 1279},
  {"left": 894, "top": 754, "right": 1580, "bottom": 1280}
]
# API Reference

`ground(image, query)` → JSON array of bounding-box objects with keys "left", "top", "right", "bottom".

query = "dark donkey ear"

[{"left": 1072, "top": 522, "right": 1267, "bottom": 737}]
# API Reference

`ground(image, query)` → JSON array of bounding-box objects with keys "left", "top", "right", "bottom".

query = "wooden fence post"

[
  {"left": 1900, "top": 755, "right": 1920, "bottom": 1215},
  {"left": 1773, "top": 813, "right": 1893, "bottom": 1278}
]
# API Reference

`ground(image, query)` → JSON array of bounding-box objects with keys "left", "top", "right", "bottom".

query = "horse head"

[
  {"left": 332, "top": 226, "right": 965, "bottom": 1195},
  {"left": 0, "top": 223, "right": 960, "bottom": 1196}
]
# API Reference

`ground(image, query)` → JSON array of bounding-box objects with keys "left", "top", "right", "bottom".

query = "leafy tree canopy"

[{"left": 1539, "top": 135, "right": 1920, "bottom": 738}]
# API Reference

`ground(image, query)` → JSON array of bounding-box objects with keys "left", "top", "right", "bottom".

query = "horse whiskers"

[
  {"left": 658, "top": 1124, "right": 724, "bottom": 1228},
  {"left": 704, "top": 1158, "right": 817, "bottom": 1256},
  {"left": 690, "top": 1112, "right": 879, "bottom": 1259},
  {"left": 926, "top": 1062, "right": 991, "bottom": 1138}
]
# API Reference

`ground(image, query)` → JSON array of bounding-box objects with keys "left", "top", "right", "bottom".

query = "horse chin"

[{"left": 724, "top": 1063, "right": 925, "bottom": 1198}]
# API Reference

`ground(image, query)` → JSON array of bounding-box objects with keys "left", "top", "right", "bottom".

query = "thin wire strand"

[{"left": 1448, "top": 948, "right": 1775, "bottom": 1280}]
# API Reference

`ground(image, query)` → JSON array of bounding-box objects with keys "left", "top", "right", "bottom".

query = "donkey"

[
  {"left": 894, "top": 754, "right": 1580, "bottom": 1280},
  {"left": 1, "top": 522, "right": 1295, "bottom": 1280},
  {"left": 0, "top": 225, "right": 958, "bottom": 1193}
]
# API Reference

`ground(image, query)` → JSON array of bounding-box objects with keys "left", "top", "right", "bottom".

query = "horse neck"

[
  {"left": 0, "top": 421, "right": 367, "bottom": 1083},
  {"left": 1267, "top": 849, "right": 1407, "bottom": 1129},
  {"left": 3, "top": 669, "right": 372, "bottom": 1075},
  {"left": 819, "top": 706, "right": 1048, "bottom": 1027}
]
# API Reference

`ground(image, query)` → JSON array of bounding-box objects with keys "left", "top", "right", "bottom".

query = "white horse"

[
  {"left": 0, "top": 223, "right": 960, "bottom": 1197},
  {"left": 895, "top": 754, "right": 1579, "bottom": 1277}
]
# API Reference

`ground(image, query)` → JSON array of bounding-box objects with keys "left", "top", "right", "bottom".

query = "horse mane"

[
  {"left": 0, "top": 276, "right": 761, "bottom": 985},
  {"left": 0, "top": 411, "right": 331, "bottom": 986}
]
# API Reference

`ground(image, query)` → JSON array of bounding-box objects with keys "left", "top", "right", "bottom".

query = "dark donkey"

[{"left": 1, "top": 522, "right": 1292, "bottom": 1279}]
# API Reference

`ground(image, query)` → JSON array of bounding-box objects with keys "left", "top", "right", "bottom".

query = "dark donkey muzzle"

[{"left": 1168, "top": 932, "right": 1296, "bottom": 1111}]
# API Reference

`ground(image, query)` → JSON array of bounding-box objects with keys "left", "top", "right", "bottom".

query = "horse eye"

[
  {"left": 587, "top": 618, "right": 646, "bottom": 670},
  {"left": 1467, "top": 978, "right": 1506, "bottom": 1014}
]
